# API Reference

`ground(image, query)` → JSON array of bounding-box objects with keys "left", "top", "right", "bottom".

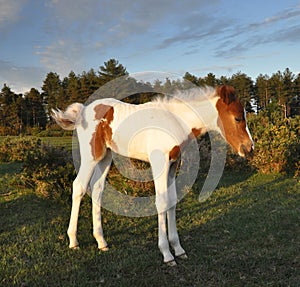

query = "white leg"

[
  {"left": 91, "top": 151, "right": 112, "bottom": 251},
  {"left": 67, "top": 159, "right": 97, "bottom": 249},
  {"left": 150, "top": 151, "right": 176, "bottom": 264},
  {"left": 167, "top": 162, "right": 187, "bottom": 258},
  {"left": 158, "top": 212, "right": 175, "bottom": 265},
  {"left": 167, "top": 207, "right": 187, "bottom": 258}
]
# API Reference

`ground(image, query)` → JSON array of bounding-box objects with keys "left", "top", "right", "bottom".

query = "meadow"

[{"left": 0, "top": 156, "right": 299, "bottom": 287}]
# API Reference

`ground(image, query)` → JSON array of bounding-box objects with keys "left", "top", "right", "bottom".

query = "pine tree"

[
  {"left": 66, "top": 71, "right": 81, "bottom": 103},
  {"left": 229, "top": 72, "right": 254, "bottom": 112},
  {"left": 204, "top": 73, "right": 219, "bottom": 87},
  {"left": 282, "top": 68, "right": 295, "bottom": 118},
  {"left": 99, "top": 59, "right": 128, "bottom": 84},
  {"left": 42, "top": 72, "right": 65, "bottom": 117},
  {"left": 255, "top": 74, "right": 270, "bottom": 111},
  {"left": 25, "top": 88, "right": 47, "bottom": 128},
  {"left": 0, "top": 84, "right": 22, "bottom": 134}
]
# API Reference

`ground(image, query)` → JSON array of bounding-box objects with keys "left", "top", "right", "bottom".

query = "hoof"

[
  {"left": 176, "top": 253, "right": 188, "bottom": 260},
  {"left": 99, "top": 246, "right": 109, "bottom": 252},
  {"left": 165, "top": 260, "right": 177, "bottom": 267},
  {"left": 70, "top": 245, "right": 80, "bottom": 250}
]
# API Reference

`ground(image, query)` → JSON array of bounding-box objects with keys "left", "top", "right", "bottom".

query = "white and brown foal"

[{"left": 52, "top": 85, "right": 254, "bottom": 265}]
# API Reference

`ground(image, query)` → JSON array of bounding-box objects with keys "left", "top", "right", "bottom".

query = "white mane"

[{"left": 153, "top": 86, "right": 216, "bottom": 104}]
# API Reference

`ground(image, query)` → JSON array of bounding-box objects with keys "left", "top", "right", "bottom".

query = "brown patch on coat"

[
  {"left": 169, "top": 127, "right": 203, "bottom": 161},
  {"left": 90, "top": 104, "right": 115, "bottom": 160},
  {"left": 169, "top": 145, "right": 181, "bottom": 161},
  {"left": 191, "top": 128, "right": 202, "bottom": 138}
]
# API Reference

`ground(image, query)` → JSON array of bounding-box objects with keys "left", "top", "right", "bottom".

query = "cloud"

[
  {"left": 36, "top": 39, "right": 86, "bottom": 77},
  {"left": 272, "top": 24, "right": 300, "bottom": 42},
  {"left": 44, "top": 0, "right": 221, "bottom": 48},
  {"left": 254, "top": 8, "right": 300, "bottom": 27},
  {"left": 0, "top": 60, "right": 46, "bottom": 93},
  {"left": 214, "top": 5, "right": 300, "bottom": 58},
  {"left": 0, "top": 0, "right": 26, "bottom": 28},
  {"left": 157, "top": 19, "right": 230, "bottom": 50},
  {"left": 36, "top": 0, "right": 221, "bottom": 74},
  {"left": 191, "top": 64, "right": 244, "bottom": 75}
]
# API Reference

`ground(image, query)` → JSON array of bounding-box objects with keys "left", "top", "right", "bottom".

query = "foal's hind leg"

[
  {"left": 90, "top": 151, "right": 112, "bottom": 251},
  {"left": 67, "top": 159, "right": 97, "bottom": 249}
]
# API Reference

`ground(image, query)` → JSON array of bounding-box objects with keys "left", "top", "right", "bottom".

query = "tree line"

[{"left": 0, "top": 58, "right": 299, "bottom": 135}]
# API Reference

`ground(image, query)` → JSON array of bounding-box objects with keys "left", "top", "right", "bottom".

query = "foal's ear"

[{"left": 217, "top": 85, "right": 236, "bottom": 105}]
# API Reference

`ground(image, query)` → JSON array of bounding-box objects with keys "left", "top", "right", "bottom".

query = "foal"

[{"left": 52, "top": 85, "right": 254, "bottom": 265}]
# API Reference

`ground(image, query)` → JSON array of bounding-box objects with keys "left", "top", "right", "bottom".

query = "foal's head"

[{"left": 215, "top": 85, "right": 254, "bottom": 157}]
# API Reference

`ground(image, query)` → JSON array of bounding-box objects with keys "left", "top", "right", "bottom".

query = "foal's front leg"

[
  {"left": 158, "top": 212, "right": 176, "bottom": 265},
  {"left": 151, "top": 153, "right": 176, "bottom": 265},
  {"left": 167, "top": 206, "right": 187, "bottom": 259},
  {"left": 167, "top": 162, "right": 187, "bottom": 259}
]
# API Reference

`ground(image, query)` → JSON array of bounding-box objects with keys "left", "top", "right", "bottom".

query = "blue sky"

[{"left": 0, "top": 0, "right": 300, "bottom": 93}]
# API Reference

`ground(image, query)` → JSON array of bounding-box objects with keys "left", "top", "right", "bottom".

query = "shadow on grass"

[
  {"left": 0, "top": 193, "right": 67, "bottom": 233},
  {"left": 175, "top": 174, "right": 300, "bottom": 286}
]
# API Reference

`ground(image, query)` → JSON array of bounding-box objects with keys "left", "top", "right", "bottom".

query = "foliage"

[
  {"left": 248, "top": 111, "right": 299, "bottom": 175},
  {"left": 194, "top": 111, "right": 299, "bottom": 176},
  {"left": 0, "top": 136, "right": 76, "bottom": 198},
  {"left": 0, "top": 137, "right": 43, "bottom": 162}
]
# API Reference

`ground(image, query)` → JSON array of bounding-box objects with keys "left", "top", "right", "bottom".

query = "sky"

[{"left": 0, "top": 0, "right": 300, "bottom": 93}]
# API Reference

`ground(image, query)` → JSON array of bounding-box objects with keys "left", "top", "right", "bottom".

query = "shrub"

[
  {"left": 248, "top": 112, "right": 299, "bottom": 175},
  {"left": 0, "top": 136, "right": 43, "bottom": 162},
  {"left": 20, "top": 143, "right": 76, "bottom": 199},
  {"left": 0, "top": 136, "right": 76, "bottom": 199}
]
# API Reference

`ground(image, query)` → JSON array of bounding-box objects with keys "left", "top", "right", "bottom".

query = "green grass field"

[
  {"left": 0, "top": 136, "right": 73, "bottom": 151},
  {"left": 0, "top": 163, "right": 299, "bottom": 286}
]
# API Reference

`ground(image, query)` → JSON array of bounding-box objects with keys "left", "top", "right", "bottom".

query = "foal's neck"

[{"left": 164, "top": 97, "right": 219, "bottom": 135}]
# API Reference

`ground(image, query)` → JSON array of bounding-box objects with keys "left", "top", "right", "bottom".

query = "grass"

[
  {"left": 40, "top": 137, "right": 73, "bottom": 151},
  {"left": 0, "top": 165, "right": 299, "bottom": 286},
  {"left": 0, "top": 136, "right": 73, "bottom": 151}
]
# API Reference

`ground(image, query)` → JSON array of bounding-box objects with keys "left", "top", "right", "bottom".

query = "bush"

[
  {"left": 248, "top": 111, "right": 299, "bottom": 175},
  {"left": 20, "top": 143, "right": 76, "bottom": 199},
  {"left": 0, "top": 136, "right": 43, "bottom": 162},
  {"left": 0, "top": 136, "right": 76, "bottom": 199},
  {"left": 195, "top": 111, "right": 299, "bottom": 176}
]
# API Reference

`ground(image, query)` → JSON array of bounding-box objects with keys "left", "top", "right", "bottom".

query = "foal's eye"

[{"left": 235, "top": 117, "right": 242, "bottom": 122}]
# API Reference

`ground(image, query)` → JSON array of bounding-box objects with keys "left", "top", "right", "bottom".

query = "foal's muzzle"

[{"left": 240, "top": 141, "right": 254, "bottom": 158}]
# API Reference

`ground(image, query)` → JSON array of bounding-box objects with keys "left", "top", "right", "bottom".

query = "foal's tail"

[{"left": 52, "top": 103, "right": 84, "bottom": 130}]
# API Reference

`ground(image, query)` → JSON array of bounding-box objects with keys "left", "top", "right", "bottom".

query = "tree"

[
  {"left": 255, "top": 74, "right": 270, "bottom": 111},
  {"left": 162, "top": 78, "right": 174, "bottom": 94},
  {"left": 183, "top": 72, "right": 199, "bottom": 87},
  {"left": 229, "top": 72, "right": 254, "bottom": 112},
  {"left": 65, "top": 71, "right": 80, "bottom": 103},
  {"left": 42, "top": 72, "right": 65, "bottom": 117},
  {"left": 0, "top": 84, "right": 21, "bottom": 134},
  {"left": 282, "top": 68, "right": 295, "bottom": 118},
  {"left": 219, "top": 76, "right": 229, "bottom": 85},
  {"left": 204, "top": 72, "right": 219, "bottom": 87},
  {"left": 269, "top": 71, "right": 283, "bottom": 103},
  {"left": 291, "top": 73, "right": 300, "bottom": 117},
  {"left": 24, "top": 88, "right": 47, "bottom": 128},
  {"left": 99, "top": 59, "right": 128, "bottom": 84}
]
